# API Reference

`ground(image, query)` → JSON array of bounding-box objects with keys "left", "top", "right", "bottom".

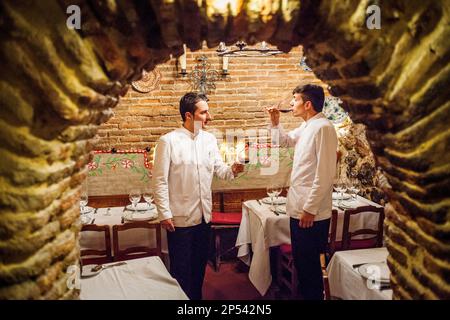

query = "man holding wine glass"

[
  {"left": 267, "top": 84, "right": 338, "bottom": 300},
  {"left": 152, "top": 92, "right": 244, "bottom": 300}
]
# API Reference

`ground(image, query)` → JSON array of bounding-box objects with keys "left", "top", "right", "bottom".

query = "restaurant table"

[
  {"left": 327, "top": 247, "right": 392, "bottom": 300},
  {"left": 79, "top": 206, "right": 168, "bottom": 257},
  {"left": 80, "top": 256, "right": 188, "bottom": 300},
  {"left": 235, "top": 195, "right": 383, "bottom": 295}
]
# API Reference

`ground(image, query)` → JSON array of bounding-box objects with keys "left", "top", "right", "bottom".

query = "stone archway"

[{"left": 0, "top": 1, "right": 448, "bottom": 299}]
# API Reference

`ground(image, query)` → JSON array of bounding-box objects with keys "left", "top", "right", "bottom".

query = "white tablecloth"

[
  {"left": 80, "top": 256, "right": 188, "bottom": 300},
  {"left": 79, "top": 206, "right": 168, "bottom": 256},
  {"left": 235, "top": 195, "right": 383, "bottom": 296},
  {"left": 327, "top": 247, "right": 392, "bottom": 300}
]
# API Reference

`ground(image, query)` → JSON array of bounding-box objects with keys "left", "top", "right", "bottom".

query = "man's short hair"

[
  {"left": 292, "top": 84, "right": 325, "bottom": 112},
  {"left": 179, "top": 92, "right": 208, "bottom": 122}
]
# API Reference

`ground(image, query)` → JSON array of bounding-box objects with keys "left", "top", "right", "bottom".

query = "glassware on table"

[
  {"left": 267, "top": 186, "right": 282, "bottom": 212},
  {"left": 143, "top": 191, "right": 154, "bottom": 211},
  {"left": 80, "top": 194, "right": 88, "bottom": 214},
  {"left": 348, "top": 185, "right": 360, "bottom": 201},
  {"left": 266, "top": 187, "right": 276, "bottom": 210},
  {"left": 333, "top": 179, "right": 347, "bottom": 206},
  {"left": 272, "top": 186, "right": 282, "bottom": 211},
  {"left": 129, "top": 190, "right": 141, "bottom": 213}
]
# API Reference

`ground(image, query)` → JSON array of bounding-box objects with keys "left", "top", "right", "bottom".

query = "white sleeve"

[
  {"left": 269, "top": 123, "right": 301, "bottom": 147},
  {"left": 151, "top": 137, "right": 173, "bottom": 220},
  {"left": 303, "top": 126, "right": 338, "bottom": 215},
  {"left": 212, "top": 138, "right": 234, "bottom": 180}
]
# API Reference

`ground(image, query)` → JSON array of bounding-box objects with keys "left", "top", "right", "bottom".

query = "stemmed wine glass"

[
  {"left": 333, "top": 179, "right": 347, "bottom": 206},
  {"left": 266, "top": 185, "right": 282, "bottom": 212},
  {"left": 347, "top": 181, "right": 360, "bottom": 201},
  {"left": 129, "top": 189, "right": 141, "bottom": 213},
  {"left": 272, "top": 186, "right": 282, "bottom": 212},
  {"left": 80, "top": 193, "right": 88, "bottom": 214},
  {"left": 266, "top": 186, "right": 276, "bottom": 211},
  {"left": 143, "top": 190, "right": 154, "bottom": 213}
]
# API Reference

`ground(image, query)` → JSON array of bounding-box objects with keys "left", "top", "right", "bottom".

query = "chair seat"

[
  {"left": 279, "top": 243, "right": 292, "bottom": 255},
  {"left": 348, "top": 238, "right": 377, "bottom": 250},
  {"left": 211, "top": 211, "right": 242, "bottom": 225}
]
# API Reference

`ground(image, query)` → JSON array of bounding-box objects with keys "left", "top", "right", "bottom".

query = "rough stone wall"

[
  {"left": 298, "top": 0, "right": 450, "bottom": 299},
  {"left": 338, "top": 122, "right": 389, "bottom": 205},
  {"left": 0, "top": 0, "right": 448, "bottom": 299}
]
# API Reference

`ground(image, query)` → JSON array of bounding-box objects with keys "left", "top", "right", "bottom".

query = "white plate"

[
  {"left": 126, "top": 202, "right": 155, "bottom": 211},
  {"left": 358, "top": 262, "right": 390, "bottom": 282},
  {"left": 81, "top": 264, "right": 102, "bottom": 278},
  {"left": 80, "top": 214, "right": 94, "bottom": 224},
  {"left": 80, "top": 206, "right": 94, "bottom": 214},
  {"left": 335, "top": 200, "right": 355, "bottom": 209},
  {"left": 123, "top": 209, "right": 158, "bottom": 221},
  {"left": 332, "top": 192, "right": 351, "bottom": 200},
  {"left": 274, "top": 205, "right": 286, "bottom": 214},
  {"left": 261, "top": 197, "right": 286, "bottom": 205}
]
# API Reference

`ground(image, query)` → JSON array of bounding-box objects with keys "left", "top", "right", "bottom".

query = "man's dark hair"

[
  {"left": 292, "top": 84, "right": 325, "bottom": 112},
  {"left": 179, "top": 92, "right": 208, "bottom": 122}
]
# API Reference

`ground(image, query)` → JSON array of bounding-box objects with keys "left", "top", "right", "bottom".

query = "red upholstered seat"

[
  {"left": 279, "top": 243, "right": 292, "bottom": 255},
  {"left": 211, "top": 211, "right": 242, "bottom": 225},
  {"left": 210, "top": 211, "right": 242, "bottom": 272}
]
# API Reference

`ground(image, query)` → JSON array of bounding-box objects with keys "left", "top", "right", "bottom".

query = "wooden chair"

[
  {"left": 276, "top": 243, "right": 298, "bottom": 298},
  {"left": 342, "top": 205, "right": 385, "bottom": 251},
  {"left": 80, "top": 224, "right": 113, "bottom": 266},
  {"left": 112, "top": 221, "right": 162, "bottom": 261},
  {"left": 276, "top": 209, "right": 338, "bottom": 299},
  {"left": 327, "top": 209, "right": 339, "bottom": 259},
  {"left": 210, "top": 211, "right": 242, "bottom": 272}
]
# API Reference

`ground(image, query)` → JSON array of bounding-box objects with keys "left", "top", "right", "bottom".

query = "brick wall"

[{"left": 94, "top": 43, "right": 327, "bottom": 151}]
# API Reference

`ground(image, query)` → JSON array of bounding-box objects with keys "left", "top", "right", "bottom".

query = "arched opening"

[{"left": 0, "top": 1, "right": 448, "bottom": 300}]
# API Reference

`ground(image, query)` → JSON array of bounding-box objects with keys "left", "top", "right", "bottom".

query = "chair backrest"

[
  {"left": 80, "top": 224, "right": 113, "bottom": 265},
  {"left": 112, "top": 221, "right": 162, "bottom": 261},
  {"left": 342, "top": 205, "right": 385, "bottom": 250},
  {"left": 327, "top": 209, "right": 339, "bottom": 258}
]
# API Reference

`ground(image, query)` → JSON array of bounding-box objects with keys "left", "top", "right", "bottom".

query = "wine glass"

[
  {"left": 266, "top": 186, "right": 277, "bottom": 211},
  {"left": 129, "top": 189, "right": 141, "bottom": 213},
  {"left": 348, "top": 184, "right": 360, "bottom": 201},
  {"left": 272, "top": 186, "right": 282, "bottom": 212},
  {"left": 143, "top": 190, "right": 154, "bottom": 212},
  {"left": 80, "top": 194, "right": 88, "bottom": 214},
  {"left": 333, "top": 179, "right": 345, "bottom": 206}
]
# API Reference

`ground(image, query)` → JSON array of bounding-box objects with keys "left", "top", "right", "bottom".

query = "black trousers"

[
  {"left": 167, "top": 220, "right": 211, "bottom": 300},
  {"left": 290, "top": 217, "right": 330, "bottom": 300}
]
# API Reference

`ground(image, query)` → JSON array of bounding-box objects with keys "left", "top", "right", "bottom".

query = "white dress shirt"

[
  {"left": 152, "top": 127, "right": 234, "bottom": 227},
  {"left": 271, "top": 113, "right": 338, "bottom": 221}
]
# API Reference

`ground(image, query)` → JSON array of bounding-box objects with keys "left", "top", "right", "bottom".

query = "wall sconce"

[
  {"left": 189, "top": 55, "right": 221, "bottom": 95},
  {"left": 179, "top": 44, "right": 188, "bottom": 77},
  {"left": 217, "top": 41, "right": 282, "bottom": 57},
  {"left": 221, "top": 56, "right": 229, "bottom": 76}
]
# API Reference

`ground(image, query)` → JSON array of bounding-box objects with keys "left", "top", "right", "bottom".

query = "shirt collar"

[
  {"left": 305, "top": 112, "right": 325, "bottom": 126},
  {"left": 180, "top": 126, "right": 200, "bottom": 139}
]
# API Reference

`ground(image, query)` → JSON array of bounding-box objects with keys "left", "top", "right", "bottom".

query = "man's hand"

[
  {"left": 231, "top": 163, "right": 245, "bottom": 176},
  {"left": 266, "top": 105, "right": 280, "bottom": 126},
  {"left": 161, "top": 218, "right": 175, "bottom": 232},
  {"left": 299, "top": 211, "right": 315, "bottom": 228}
]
